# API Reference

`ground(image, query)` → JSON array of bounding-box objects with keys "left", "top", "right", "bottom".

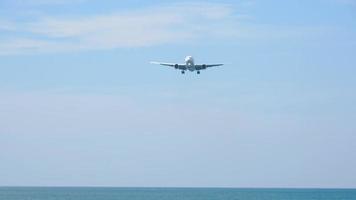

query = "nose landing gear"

[
  {"left": 181, "top": 70, "right": 185, "bottom": 74},
  {"left": 197, "top": 71, "right": 200, "bottom": 74}
]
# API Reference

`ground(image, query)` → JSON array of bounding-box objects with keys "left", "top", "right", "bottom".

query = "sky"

[{"left": 0, "top": 0, "right": 356, "bottom": 188}]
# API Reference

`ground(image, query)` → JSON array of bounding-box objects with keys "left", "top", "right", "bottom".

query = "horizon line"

[{"left": 1, "top": 186, "right": 355, "bottom": 190}]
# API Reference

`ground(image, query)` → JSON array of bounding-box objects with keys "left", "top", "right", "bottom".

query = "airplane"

[{"left": 150, "top": 56, "right": 223, "bottom": 74}]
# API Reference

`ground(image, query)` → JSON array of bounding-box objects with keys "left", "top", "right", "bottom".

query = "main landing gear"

[{"left": 180, "top": 70, "right": 200, "bottom": 74}]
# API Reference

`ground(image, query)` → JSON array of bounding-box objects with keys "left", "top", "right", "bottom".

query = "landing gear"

[
  {"left": 197, "top": 71, "right": 200, "bottom": 74},
  {"left": 181, "top": 70, "right": 185, "bottom": 74}
]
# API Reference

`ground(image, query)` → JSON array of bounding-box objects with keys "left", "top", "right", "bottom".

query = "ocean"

[{"left": 0, "top": 187, "right": 356, "bottom": 200}]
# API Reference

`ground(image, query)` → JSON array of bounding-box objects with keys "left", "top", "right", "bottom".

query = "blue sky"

[{"left": 0, "top": 0, "right": 356, "bottom": 188}]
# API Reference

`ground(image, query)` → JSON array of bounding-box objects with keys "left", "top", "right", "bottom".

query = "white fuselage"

[{"left": 185, "top": 56, "right": 195, "bottom": 71}]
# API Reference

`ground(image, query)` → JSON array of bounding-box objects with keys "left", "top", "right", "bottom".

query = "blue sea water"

[{"left": 0, "top": 187, "right": 356, "bottom": 200}]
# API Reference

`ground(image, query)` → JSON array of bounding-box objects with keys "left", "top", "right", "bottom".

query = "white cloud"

[
  {"left": 0, "top": 2, "right": 235, "bottom": 54},
  {"left": 0, "top": 2, "right": 322, "bottom": 55}
]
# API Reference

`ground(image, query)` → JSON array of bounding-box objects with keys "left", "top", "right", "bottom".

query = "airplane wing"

[
  {"left": 195, "top": 64, "right": 224, "bottom": 70},
  {"left": 150, "top": 62, "right": 187, "bottom": 70}
]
